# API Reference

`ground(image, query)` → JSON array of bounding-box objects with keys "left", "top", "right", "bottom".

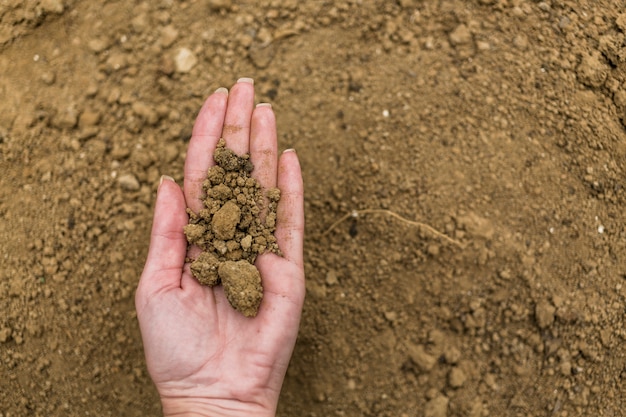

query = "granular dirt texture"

[
  {"left": 184, "top": 139, "right": 280, "bottom": 317},
  {"left": 5, "top": 1, "right": 626, "bottom": 415}
]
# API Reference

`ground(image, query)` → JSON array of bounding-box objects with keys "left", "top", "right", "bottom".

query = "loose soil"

[
  {"left": 2, "top": 1, "right": 626, "bottom": 416},
  {"left": 185, "top": 138, "right": 280, "bottom": 317}
]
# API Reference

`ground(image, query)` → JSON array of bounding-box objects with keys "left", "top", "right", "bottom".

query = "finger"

[
  {"left": 184, "top": 88, "right": 229, "bottom": 214},
  {"left": 138, "top": 176, "right": 188, "bottom": 296},
  {"left": 250, "top": 103, "right": 278, "bottom": 190},
  {"left": 222, "top": 77, "right": 255, "bottom": 156},
  {"left": 275, "top": 150, "right": 304, "bottom": 268}
]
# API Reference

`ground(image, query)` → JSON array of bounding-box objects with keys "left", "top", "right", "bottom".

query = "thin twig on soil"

[{"left": 322, "top": 209, "right": 463, "bottom": 247}]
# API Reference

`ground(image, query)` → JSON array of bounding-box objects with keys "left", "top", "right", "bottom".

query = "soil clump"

[{"left": 184, "top": 139, "right": 280, "bottom": 317}]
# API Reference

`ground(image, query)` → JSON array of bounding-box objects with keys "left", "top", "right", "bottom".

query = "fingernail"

[
  {"left": 282, "top": 148, "right": 296, "bottom": 154},
  {"left": 159, "top": 175, "right": 174, "bottom": 186},
  {"left": 256, "top": 102, "right": 272, "bottom": 108},
  {"left": 214, "top": 87, "right": 228, "bottom": 95},
  {"left": 237, "top": 77, "right": 254, "bottom": 85}
]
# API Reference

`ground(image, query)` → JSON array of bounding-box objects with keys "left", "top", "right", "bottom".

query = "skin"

[{"left": 135, "top": 78, "right": 305, "bottom": 417}]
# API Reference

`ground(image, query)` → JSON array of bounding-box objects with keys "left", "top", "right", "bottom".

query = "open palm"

[{"left": 135, "top": 79, "right": 305, "bottom": 417}]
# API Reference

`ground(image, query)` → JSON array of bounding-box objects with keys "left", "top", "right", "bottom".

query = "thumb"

[{"left": 138, "top": 176, "right": 188, "bottom": 297}]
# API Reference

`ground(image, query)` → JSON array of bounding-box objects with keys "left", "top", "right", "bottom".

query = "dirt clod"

[
  {"left": 212, "top": 200, "right": 241, "bottom": 240},
  {"left": 184, "top": 139, "right": 280, "bottom": 316},
  {"left": 219, "top": 260, "right": 263, "bottom": 317},
  {"left": 189, "top": 252, "right": 220, "bottom": 286}
]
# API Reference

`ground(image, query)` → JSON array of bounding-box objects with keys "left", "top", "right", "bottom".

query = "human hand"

[{"left": 135, "top": 78, "right": 305, "bottom": 417}]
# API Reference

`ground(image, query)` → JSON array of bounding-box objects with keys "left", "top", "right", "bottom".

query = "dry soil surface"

[{"left": 2, "top": 1, "right": 626, "bottom": 416}]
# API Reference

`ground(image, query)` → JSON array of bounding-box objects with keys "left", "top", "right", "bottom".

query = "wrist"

[{"left": 161, "top": 396, "right": 275, "bottom": 417}]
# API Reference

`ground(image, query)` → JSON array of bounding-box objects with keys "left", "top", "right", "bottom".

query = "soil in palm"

[{"left": 184, "top": 139, "right": 281, "bottom": 317}]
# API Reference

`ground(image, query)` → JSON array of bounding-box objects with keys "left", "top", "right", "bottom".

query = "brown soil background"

[{"left": 1, "top": 0, "right": 626, "bottom": 416}]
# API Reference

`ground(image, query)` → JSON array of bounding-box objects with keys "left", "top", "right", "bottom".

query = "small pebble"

[
  {"left": 79, "top": 110, "right": 101, "bottom": 128},
  {"left": 449, "top": 24, "right": 472, "bottom": 46},
  {"left": 448, "top": 367, "right": 467, "bottom": 388},
  {"left": 117, "top": 173, "right": 140, "bottom": 191},
  {"left": 40, "top": 0, "right": 64, "bottom": 14},
  {"left": 40, "top": 71, "right": 56, "bottom": 85},
  {"left": 407, "top": 343, "right": 436, "bottom": 371},
  {"left": 132, "top": 102, "right": 159, "bottom": 125},
  {"left": 0, "top": 327, "right": 11, "bottom": 343},
  {"left": 535, "top": 299, "right": 556, "bottom": 329},
  {"left": 325, "top": 270, "right": 339, "bottom": 285},
  {"left": 52, "top": 108, "right": 78, "bottom": 130},
  {"left": 174, "top": 48, "right": 198, "bottom": 73},
  {"left": 88, "top": 38, "right": 109, "bottom": 53},
  {"left": 207, "top": 0, "right": 232, "bottom": 11},
  {"left": 160, "top": 25, "right": 179, "bottom": 48}
]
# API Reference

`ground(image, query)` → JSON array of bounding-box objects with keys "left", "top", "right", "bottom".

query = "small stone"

[
  {"left": 117, "top": 173, "right": 140, "bottom": 191},
  {"left": 449, "top": 24, "right": 472, "bottom": 46},
  {"left": 476, "top": 40, "right": 491, "bottom": 51},
  {"left": 213, "top": 239, "right": 228, "bottom": 255},
  {"left": 498, "top": 269, "right": 512, "bottom": 280},
  {"left": 88, "top": 38, "right": 109, "bottom": 53},
  {"left": 132, "top": 102, "right": 159, "bottom": 125},
  {"left": 207, "top": 0, "right": 232, "bottom": 11},
  {"left": 0, "top": 327, "right": 11, "bottom": 343},
  {"left": 111, "top": 144, "right": 131, "bottom": 160},
  {"left": 425, "top": 395, "right": 449, "bottom": 417},
  {"left": 174, "top": 48, "right": 198, "bottom": 73},
  {"left": 52, "top": 107, "right": 78, "bottom": 130},
  {"left": 160, "top": 25, "right": 179, "bottom": 48},
  {"left": 617, "top": 13, "right": 626, "bottom": 32},
  {"left": 131, "top": 13, "right": 149, "bottom": 33},
  {"left": 535, "top": 300, "right": 556, "bottom": 329},
  {"left": 407, "top": 343, "right": 436, "bottom": 371},
  {"left": 79, "top": 110, "right": 101, "bottom": 128},
  {"left": 40, "top": 71, "right": 56, "bottom": 85},
  {"left": 513, "top": 34, "right": 528, "bottom": 50},
  {"left": 85, "top": 83, "right": 99, "bottom": 98},
  {"left": 427, "top": 244, "right": 440, "bottom": 256},
  {"left": 537, "top": 2, "right": 550, "bottom": 11},
  {"left": 443, "top": 346, "right": 461, "bottom": 364},
  {"left": 325, "top": 269, "right": 339, "bottom": 285},
  {"left": 40, "top": 0, "right": 64, "bottom": 14},
  {"left": 384, "top": 311, "right": 398, "bottom": 322},
  {"left": 560, "top": 360, "right": 572, "bottom": 376},
  {"left": 448, "top": 367, "right": 467, "bottom": 388},
  {"left": 106, "top": 53, "right": 128, "bottom": 71}
]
